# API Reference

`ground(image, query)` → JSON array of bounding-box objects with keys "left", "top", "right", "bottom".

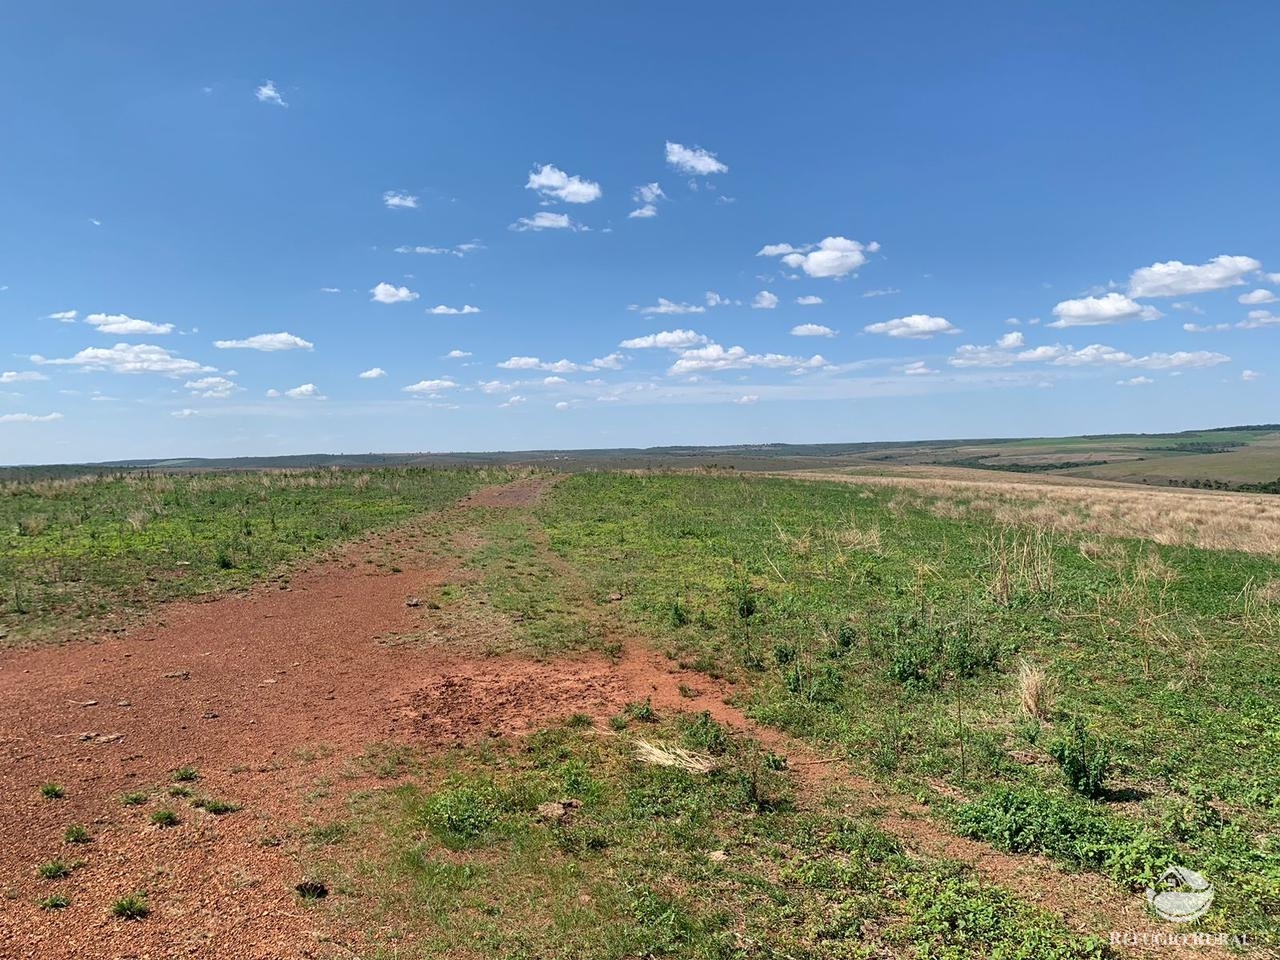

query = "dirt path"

[{"left": 0, "top": 478, "right": 1236, "bottom": 958}]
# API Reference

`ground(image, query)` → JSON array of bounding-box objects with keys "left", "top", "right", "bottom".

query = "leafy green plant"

[
  {"left": 149, "top": 809, "right": 180, "bottom": 828},
  {"left": 111, "top": 892, "right": 149, "bottom": 920},
  {"left": 37, "top": 893, "right": 70, "bottom": 910},
  {"left": 37, "top": 860, "right": 71, "bottom": 880},
  {"left": 172, "top": 765, "right": 200, "bottom": 782},
  {"left": 40, "top": 782, "right": 65, "bottom": 800},
  {"left": 423, "top": 785, "right": 498, "bottom": 846},
  {"left": 121, "top": 791, "right": 148, "bottom": 806},
  {"left": 1048, "top": 717, "right": 1111, "bottom": 798},
  {"left": 63, "top": 824, "right": 90, "bottom": 844}
]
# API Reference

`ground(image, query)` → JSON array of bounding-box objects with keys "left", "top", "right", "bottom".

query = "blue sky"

[{"left": 2, "top": 2, "right": 1278, "bottom": 463}]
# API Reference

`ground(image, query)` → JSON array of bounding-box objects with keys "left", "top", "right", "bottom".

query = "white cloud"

[
  {"left": 791, "top": 323, "right": 836, "bottom": 337},
  {"left": 0, "top": 412, "right": 62, "bottom": 423},
  {"left": 1049, "top": 293, "right": 1161, "bottom": 327},
  {"left": 171, "top": 409, "right": 199, "bottom": 419},
  {"left": 478, "top": 380, "right": 510, "bottom": 394},
  {"left": 628, "top": 182, "right": 665, "bottom": 218},
  {"left": 1117, "top": 376, "right": 1154, "bottom": 386},
  {"left": 668, "top": 343, "right": 825, "bottom": 376},
  {"left": 394, "top": 243, "right": 481, "bottom": 257},
  {"left": 902, "top": 361, "right": 936, "bottom": 376},
  {"left": 382, "top": 191, "right": 419, "bottom": 210},
  {"left": 358, "top": 367, "right": 387, "bottom": 379},
  {"left": 32, "top": 343, "right": 214, "bottom": 376},
  {"left": 949, "top": 338, "right": 1229, "bottom": 371},
  {"left": 255, "top": 80, "right": 287, "bottom": 107},
  {"left": 554, "top": 401, "right": 572, "bottom": 411},
  {"left": 864, "top": 314, "right": 958, "bottom": 339},
  {"left": 320, "top": 287, "right": 342, "bottom": 294},
  {"left": 403, "top": 379, "right": 458, "bottom": 394},
  {"left": 757, "top": 236, "right": 878, "bottom": 279},
  {"left": 499, "top": 395, "right": 525, "bottom": 407},
  {"left": 185, "top": 376, "right": 238, "bottom": 398},
  {"left": 591, "top": 353, "right": 624, "bottom": 370},
  {"left": 634, "top": 298, "right": 705, "bottom": 316},
  {"left": 752, "top": 290, "right": 779, "bottom": 310},
  {"left": 0, "top": 370, "right": 48, "bottom": 383},
  {"left": 997, "top": 331, "right": 1024, "bottom": 348},
  {"left": 733, "top": 395, "right": 759, "bottom": 405},
  {"left": 1239, "top": 289, "right": 1277, "bottom": 305},
  {"left": 862, "top": 288, "right": 900, "bottom": 298},
  {"left": 1242, "top": 369, "right": 1261, "bottom": 381},
  {"left": 46, "top": 310, "right": 77, "bottom": 322},
  {"left": 1171, "top": 301, "right": 1205, "bottom": 314},
  {"left": 796, "top": 295, "right": 823, "bottom": 306},
  {"left": 283, "top": 383, "right": 324, "bottom": 399},
  {"left": 427, "top": 304, "right": 480, "bottom": 315},
  {"left": 265, "top": 389, "right": 281, "bottom": 398},
  {"left": 495, "top": 356, "right": 595, "bottom": 374},
  {"left": 705, "top": 291, "right": 728, "bottom": 307},
  {"left": 214, "top": 332, "right": 314, "bottom": 351},
  {"left": 1128, "top": 255, "right": 1261, "bottom": 298},
  {"left": 445, "top": 349, "right": 472, "bottom": 359},
  {"left": 619, "top": 329, "right": 708, "bottom": 349},
  {"left": 1183, "top": 310, "right": 1280, "bottom": 333},
  {"left": 526, "top": 164, "right": 602, "bottom": 204},
  {"left": 85, "top": 312, "right": 174, "bottom": 335},
  {"left": 509, "top": 212, "right": 582, "bottom": 232},
  {"left": 665, "top": 141, "right": 728, "bottom": 176},
  {"left": 370, "top": 282, "right": 419, "bottom": 304}
]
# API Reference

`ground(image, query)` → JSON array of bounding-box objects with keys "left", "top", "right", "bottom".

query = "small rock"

[
  {"left": 405, "top": 597, "right": 423, "bottom": 608},
  {"left": 535, "top": 798, "right": 583, "bottom": 825},
  {"left": 116, "top": 700, "right": 131, "bottom": 707},
  {"left": 163, "top": 670, "right": 190, "bottom": 680},
  {"left": 608, "top": 592, "right": 623, "bottom": 602},
  {"left": 708, "top": 850, "right": 729, "bottom": 863},
  {"left": 202, "top": 712, "right": 219, "bottom": 720}
]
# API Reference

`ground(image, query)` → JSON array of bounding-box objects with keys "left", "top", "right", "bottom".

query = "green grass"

[
  {"left": 534, "top": 472, "right": 1280, "bottom": 940},
  {"left": 318, "top": 722, "right": 1106, "bottom": 959},
  {"left": 0, "top": 467, "right": 500, "bottom": 644},
  {"left": 63, "top": 824, "right": 90, "bottom": 844},
  {"left": 120, "top": 790, "right": 148, "bottom": 806},
  {"left": 111, "top": 892, "right": 149, "bottom": 920},
  {"left": 172, "top": 765, "right": 200, "bottom": 782},
  {"left": 149, "top": 809, "right": 180, "bottom": 828},
  {"left": 39, "top": 782, "right": 65, "bottom": 799},
  {"left": 37, "top": 860, "right": 72, "bottom": 880},
  {"left": 37, "top": 893, "right": 70, "bottom": 910}
]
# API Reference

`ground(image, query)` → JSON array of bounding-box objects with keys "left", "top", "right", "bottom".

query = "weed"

[
  {"left": 37, "top": 894, "right": 70, "bottom": 910},
  {"left": 423, "top": 785, "right": 498, "bottom": 846},
  {"left": 40, "top": 782, "right": 65, "bottom": 800},
  {"left": 1017, "top": 657, "right": 1054, "bottom": 721},
  {"left": 37, "top": 860, "right": 71, "bottom": 880},
  {"left": 1048, "top": 717, "right": 1111, "bottom": 799},
  {"left": 149, "top": 809, "right": 180, "bottom": 828},
  {"left": 624, "top": 698, "right": 658, "bottom": 723},
  {"left": 63, "top": 824, "right": 90, "bottom": 844},
  {"left": 111, "top": 892, "right": 149, "bottom": 920},
  {"left": 121, "top": 791, "right": 148, "bottom": 806},
  {"left": 172, "top": 765, "right": 200, "bottom": 782},
  {"left": 193, "top": 797, "right": 239, "bottom": 815}
]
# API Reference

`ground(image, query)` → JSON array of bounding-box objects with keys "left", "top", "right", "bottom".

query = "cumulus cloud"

[
  {"left": 445, "top": 349, "right": 472, "bottom": 359},
  {"left": 32, "top": 343, "right": 214, "bottom": 376},
  {"left": 791, "top": 323, "right": 836, "bottom": 337},
  {"left": 403, "top": 379, "right": 458, "bottom": 394},
  {"left": 1117, "top": 376, "right": 1154, "bottom": 386},
  {"left": 634, "top": 298, "right": 705, "bottom": 316},
  {"left": 665, "top": 141, "right": 728, "bottom": 176},
  {"left": 185, "top": 376, "right": 238, "bottom": 398},
  {"left": 383, "top": 191, "right": 419, "bottom": 209},
  {"left": 902, "top": 361, "right": 936, "bottom": 376},
  {"left": 358, "top": 367, "right": 387, "bottom": 379},
  {"left": 627, "top": 182, "right": 666, "bottom": 219},
  {"left": 1242, "top": 369, "right": 1261, "bottom": 381},
  {"left": 171, "top": 409, "right": 199, "bottom": 419},
  {"left": 757, "top": 236, "right": 879, "bottom": 279},
  {"left": 949, "top": 338, "right": 1228, "bottom": 371},
  {"left": 526, "top": 164, "right": 602, "bottom": 204},
  {"left": 1184, "top": 310, "right": 1280, "bottom": 333},
  {"left": 214, "top": 332, "right": 314, "bottom": 351},
  {"left": 796, "top": 295, "right": 823, "bottom": 306},
  {"left": 284, "top": 383, "right": 324, "bottom": 399},
  {"left": 1239, "top": 289, "right": 1277, "bottom": 305},
  {"left": 733, "top": 395, "right": 759, "bottom": 405},
  {"left": 255, "top": 80, "right": 287, "bottom": 107},
  {"left": 1049, "top": 293, "right": 1161, "bottom": 327},
  {"left": 0, "top": 412, "right": 63, "bottom": 423},
  {"left": 84, "top": 312, "right": 174, "bottom": 335},
  {"left": 1128, "top": 254, "right": 1261, "bottom": 298},
  {"left": 668, "top": 343, "right": 826, "bottom": 376},
  {"left": 0, "top": 370, "right": 48, "bottom": 383},
  {"left": 752, "top": 290, "right": 779, "bottom": 310},
  {"left": 509, "top": 212, "right": 582, "bottom": 232},
  {"left": 997, "top": 331, "right": 1025, "bottom": 348},
  {"left": 46, "top": 310, "right": 77, "bottom": 322},
  {"left": 370, "top": 282, "right": 419, "bottom": 304},
  {"left": 428, "top": 304, "right": 480, "bottom": 315},
  {"left": 864, "top": 314, "right": 958, "bottom": 339},
  {"left": 619, "top": 329, "right": 708, "bottom": 349},
  {"left": 705, "top": 291, "right": 729, "bottom": 307}
]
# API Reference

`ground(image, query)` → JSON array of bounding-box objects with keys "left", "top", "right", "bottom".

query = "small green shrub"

[
  {"left": 1048, "top": 717, "right": 1111, "bottom": 798},
  {"left": 111, "top": 892, "right": 149, "bottom": 920},
  {"left": 121, "top": 791, "right": 148, "bottom": 806},
  {"left": 40, "top": 783, "right": 66, "bottom": 800},
  {"left": 624, "top": 698, "right": 658, "bottom": 723},
  {"left": 149, "top": 809, "right": 180, "bottom": 828},
  {"left": 38, "top": 894, "right": 70, "bottom": 910},
  {"left": 63, "top": 825, "right": 90, "bottom": 844},
  {"left": 424, "top": 785, "right": 498, "bottom": 845},
  {"left": 172, "top": 766, "right": 200, "bottom": 783},
  {"left": 37, "top": 860, "right": 71, "bottom": 880},
  {"left": 194, "top": 797, "right": 240, "bottom": 815}
]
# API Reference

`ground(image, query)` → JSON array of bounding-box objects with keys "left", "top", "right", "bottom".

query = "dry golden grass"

[
  {"left": 633, "top": 739, "right": 716, "bottom": 774},
  {"left": 793, "top": 467, "right": 1280, "bottom": 555},
  {"left": 1016, "top": 659, "right": 1054, "bottom": 721}
]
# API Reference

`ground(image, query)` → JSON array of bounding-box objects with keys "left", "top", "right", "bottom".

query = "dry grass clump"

[
  {"left": 633, "top": 739, "right": 716, "bottom": 774},
  {"left": 799, "top": 469, "right": 1280, "bottom": 555},
  {"left": 987, "top": 526, "right": 1055, "bottom": 604},
  {"left": 1016, "top": 659, "right": 1055, "bottom": 721}
]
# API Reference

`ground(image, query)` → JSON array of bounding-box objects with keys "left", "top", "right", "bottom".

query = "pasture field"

[{"left": 3, "top": 466, "right": 1278, "bottom": 957}]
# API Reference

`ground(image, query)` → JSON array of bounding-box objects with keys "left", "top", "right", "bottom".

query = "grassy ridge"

[
  {"left": 537, "top": 473, "right": 1280, "bottom": 939},
  {"left": 0, "top": 468, "right": 498, "bottom": 644}
]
